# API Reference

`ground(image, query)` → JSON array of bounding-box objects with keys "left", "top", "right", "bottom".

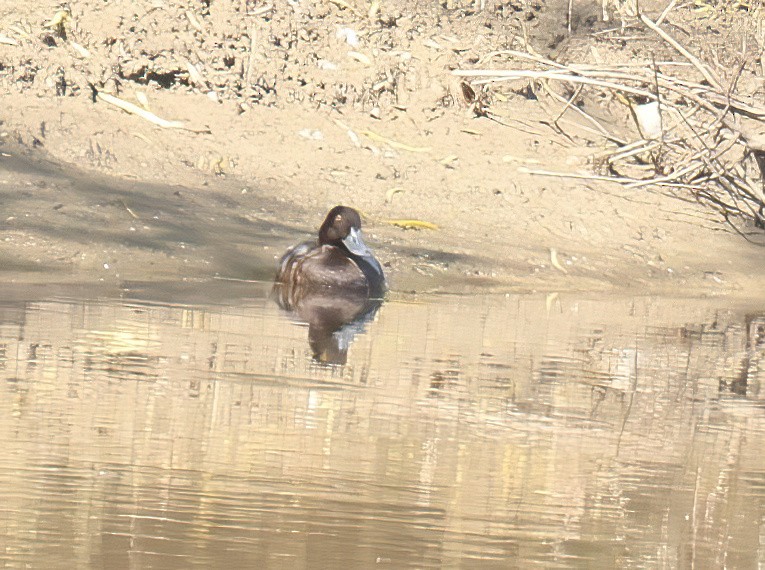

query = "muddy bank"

[
  {"left": 1, "top": 1, "right": 764, "bottom": 296},
  {"left": 1, "top": 139, "right": 763, "bottom": 298}
]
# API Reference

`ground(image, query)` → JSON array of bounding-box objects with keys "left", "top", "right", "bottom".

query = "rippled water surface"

[{"left": 1, "top": 284, "right": 764, "bottom": 569}]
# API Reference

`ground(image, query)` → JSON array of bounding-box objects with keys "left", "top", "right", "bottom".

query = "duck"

[{"left": 273, "top": 205, "right": 386, "bottom": 312}]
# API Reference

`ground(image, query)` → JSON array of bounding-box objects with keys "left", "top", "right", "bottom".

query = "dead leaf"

[
  {"left": 44, "top": 10, "right": 70, "bottom": 28},
  {"left": 550, "top": 248, "right": 568, "bottom": 274},
  {"left": 70, "top": 41, "right": 90, "bottom": 58},
  {"left": 185, "top": 60, "right": 208, "bottom": 87},
  {"left": 385, "top": 219, "right": 439, "bottom": 230},
  {"left": 347, "top": 51, "right": 372, "bottom": 65},
  {"left": 385, "top": 187, "right": 403, "bottom": 203},
  {"left": 135, "top": 91, "right": 150, "bottom": 111},
  {"left": 185, "top": 11, "right": 204, "bottom": 32},
  {"left": 423, "top": 38, "right": 443, "bottom": 50},
  {"left": 98, "top": 92, "right": 209, "bottom": 133},
  {"left": 439, "top": 155, "right": 458, "bottom": 167},
  {"left": 360, "top": 130, "right": 431, "bottom": 153}
]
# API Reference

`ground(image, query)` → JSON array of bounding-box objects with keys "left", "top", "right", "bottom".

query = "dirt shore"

[{"left": 1, "top": 0, "right": 764, "bottom": 296}]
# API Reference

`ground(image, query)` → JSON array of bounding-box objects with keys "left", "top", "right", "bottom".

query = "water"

[{"left": 0, "top": 283, "right": 763, "bottom": 569}]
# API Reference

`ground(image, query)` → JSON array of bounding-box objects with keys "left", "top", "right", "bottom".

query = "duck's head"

[
  {"left": 317, "top": 205, "right": 386, "bottom": 296},
  {"left": 318, "top": 206, "right": 372, "bottom": 257}
]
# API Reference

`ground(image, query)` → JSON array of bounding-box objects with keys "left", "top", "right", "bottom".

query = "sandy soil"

[{"left": 0, "top": 0, "right": 764, "bottom": 296}]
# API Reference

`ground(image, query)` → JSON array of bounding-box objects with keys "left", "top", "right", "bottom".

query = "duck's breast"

[{"left": 275, "top": 244, "right": 368, "bottom": 310}]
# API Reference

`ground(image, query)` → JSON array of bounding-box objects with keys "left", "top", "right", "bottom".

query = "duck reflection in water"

[{"left": 273, "top": 206, "right": 386, "bottom": 364}]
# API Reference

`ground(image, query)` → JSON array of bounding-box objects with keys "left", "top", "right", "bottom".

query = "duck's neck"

[{"left": 350, "top": 253, "right": 386, "bottom": 297}]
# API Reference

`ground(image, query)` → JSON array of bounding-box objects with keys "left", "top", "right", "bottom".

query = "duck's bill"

[{"left": 343, "top": 227, "right": 373, "bottom": 257}]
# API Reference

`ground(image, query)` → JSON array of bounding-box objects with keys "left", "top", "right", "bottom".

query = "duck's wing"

[
  {"left": 274, "top": 244, "right": 368, "bottom": 310},
  {"left": 273, "top": 241, "right": 315, "bottom": 310}
]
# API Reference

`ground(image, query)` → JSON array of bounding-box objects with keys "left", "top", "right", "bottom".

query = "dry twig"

[
  {"left": 452, "top": 21, "right": 765, "bottom": 228},
  {"left": 97, "top": 92, "right": 210, "bottom": 133}
]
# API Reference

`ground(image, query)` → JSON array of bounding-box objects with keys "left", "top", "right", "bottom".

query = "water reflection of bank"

[{"left": 0, "top": 289, "right": 763, "bottom": 568}]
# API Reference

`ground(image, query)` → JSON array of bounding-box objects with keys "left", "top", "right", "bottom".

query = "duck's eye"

[{"left": 334, "top": 215, "right": 343, "bottom": 225}]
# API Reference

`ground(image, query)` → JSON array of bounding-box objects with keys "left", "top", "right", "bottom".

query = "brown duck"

[{"left": 274, "top": 205, "right": 386, "bottom": 311}]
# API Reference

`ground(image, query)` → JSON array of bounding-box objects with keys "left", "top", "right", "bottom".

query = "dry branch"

[
  {"left": 451, "top": 15, "right": 765, "bottom": 230},
  {"left": 97, "top": 92, "right": 211, "bottom": 133},
  {"left": 639, "top": 13, "right": 722, "bottom": 91}
]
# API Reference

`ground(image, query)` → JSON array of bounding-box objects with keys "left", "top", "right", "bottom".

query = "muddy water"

[{"left": 0, "top": 284, "right": 763, "bottom": 569}]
